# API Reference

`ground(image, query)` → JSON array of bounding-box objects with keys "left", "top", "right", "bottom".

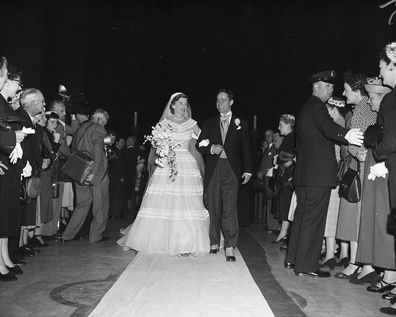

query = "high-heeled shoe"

[
  {"left": 336, "top": 257, "right": 349, "bottom": 268},
  {"left": 6, "top": 265, "right": 23, "bottom": 275},
  {"left": 0, "top": 271, "right": 17, "bottom": 282},
  {"left": 383, "top": 291, "right": 396, "bottom": 300},
  {"left": 367, "top": 279, "right": 396, "bottom": 293},
  {"left": 334, "top": 266, "right": 359, "bottom": 279},
  {"left": 272, "top": 236, "right": 287, "bottom": 245},
  {"left": 320, "top": 258, "right": 337, "bottom": 270},
  {"left": 350, "top": 270, "right": 379, "bottom": 287}
]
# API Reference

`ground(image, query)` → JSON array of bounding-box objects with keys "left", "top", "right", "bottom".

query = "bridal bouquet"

[{"left": 144, "top": 122, "right": 183, "bottom": 181}]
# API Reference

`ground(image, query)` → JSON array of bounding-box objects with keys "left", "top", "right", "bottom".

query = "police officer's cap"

[{"left": 308, "top": 70, "right": 336, "bottom": 84}]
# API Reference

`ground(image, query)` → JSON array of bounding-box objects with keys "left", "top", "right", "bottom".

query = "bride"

[{"left": 117, "top": 92, "right": 210, "bottom": 256}]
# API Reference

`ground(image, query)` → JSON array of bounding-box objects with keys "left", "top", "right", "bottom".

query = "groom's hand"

[
  {"left": 211, "top": 144, "right": 223, "bottom": 155},
  {"left": 241, "top": 173, "right": 252, "bottom": 185}
]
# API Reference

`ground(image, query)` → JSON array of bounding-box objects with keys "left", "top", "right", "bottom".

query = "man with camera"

[{"left": 61, "top": 109, "right": 110, "bottom": 242}]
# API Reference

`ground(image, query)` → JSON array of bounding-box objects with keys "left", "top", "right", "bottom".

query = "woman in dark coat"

[
  {"left": 272, "top": 114, "right": 296, "bottom": 246},
  {"left": 0, "top": 60, "right": 26, "bottom": 281}
]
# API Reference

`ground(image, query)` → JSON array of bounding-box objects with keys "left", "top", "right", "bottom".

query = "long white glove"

[
  {"left": 9, "top": 143, "right": 23, "bottom": 164},
  {"left": 22, "top": 161, "right": 32, "bottom": 178},
  {"left": 368, "top": 162, "right": 388, "bottom": 180}
]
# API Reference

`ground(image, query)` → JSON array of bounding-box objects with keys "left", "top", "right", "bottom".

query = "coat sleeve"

[
  {"left": 313, "top": 104, "right": 348, "bottom": 143},
  {"left": 90, "top": 125, "right": 106, "bottom": 177},
  {"left": 196, "top": 119, "right": 213, "bottom": 155},
  {"left": 0, "top": 129, "right": 16, "bottom": 147},
  {"left": 375, "top": 101, "right": 396, "bottom": 161}
]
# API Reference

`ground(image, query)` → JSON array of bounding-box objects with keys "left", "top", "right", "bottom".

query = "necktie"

[{"left": 220, "top": 115, "right": 230, "bottom": 132}]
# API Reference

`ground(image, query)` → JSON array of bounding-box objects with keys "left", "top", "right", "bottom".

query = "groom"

[{"left": 197, "top": 89, "right": 252, "bottom": 262}]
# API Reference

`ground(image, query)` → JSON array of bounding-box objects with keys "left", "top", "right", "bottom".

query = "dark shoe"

[
  {"left": 284, "top": 262, "right": 295, "bottom": 269},
  {"left": 295, "top": 269, "right": 331, "bottom": 278},
  {"left": 24, "top": 245, "right": 40, "bottom": 254},
  {"left": 13, "top": 260, "right": 26, "bottom": 267},
  {"left": 209, "top": 245, "right": 219, "bottom": 254},
  {"left": 59, "top": 238, "right": 69, "bottom": 243},
  {"left": 33, "top": 236, "right": 49, "bottom": 247},
  {"left": 6, "top": 265, "right": 23, "bottom": 275},
  {"left": 350, "top": 271, "right": 379, "bottom": 287},
  {"left": 380, "top": 307, "right": 396, "bottom": 315},
  {"left": 382, "top": 291, "right": 396, "bottom": 300},
  {"left": 272, "top": 236, "right": 287, "bottom": 245},
  {"left": 0, "top": 271, "right": 17, "bottom": 281},
  {"left": 225, "top": 247, "right": 236, "bottom": 262},
  {"left": 367, "top": 279, "right": 396, "bottom": 293},
  {"left": 18, "top": 246, "right": 35, "bottom": 257},
  {"left": 226, "top": 256, "right": 236, "bottom": 262},
  {"left": 320, "top": 258, "right": 337, "bottom": 270},
  {"left": 279, "top": 241, "right": 288, "bottom": 250},
  {"left": 337, "top": 257, "right": 349, "bottom": 268},
  {"left": 97, "top": 236, "right": 109, "bottom": 242}
]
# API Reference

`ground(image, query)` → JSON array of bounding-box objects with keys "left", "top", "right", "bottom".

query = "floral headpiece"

[
  {"left": 386, "top": 41, "right": 396, "bottom": 64},
  {"left": 365, "top": 76, "right": 392, "bottom": 94},
  {"left": 327, "top": 96, "right": 345, "bottom": 108}
]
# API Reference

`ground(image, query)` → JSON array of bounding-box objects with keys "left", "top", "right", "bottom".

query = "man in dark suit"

[
  {"left": 285, "top": 71, "right": 364, "bottom": 277},
  {"left": 197, "top": 89, "right": 253, "bottom": 262},
  {"left": 108, "top": 136, "right": 126, "bottom": 218},
  {"left": 61, "top": 109, "right": 110, "bottom": 242},
  {"left": 124, "top": 136, "right": 139, "bottom": 218}
]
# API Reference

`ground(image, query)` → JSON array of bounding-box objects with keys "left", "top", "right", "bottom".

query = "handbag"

[
  {"left": 52, "top": 182, "right": 60, "bottom": 198},
  {"left": 252, "top": 177, "right": 266, "bottom": 192},
  {"left": 26, "top": 177, "right": 42, "bottom": 198},
  {"left": 60, "top": 123, "right": 95, "bottom": 185},
  {"left": 336, "top": 156, "right": 350, "bottom": 184},
  {"left": 387, "top": 208, "right": 396, "bottom": 233},
  {"left": 339, "top": 168, "right": 361, "bottom": 203}
]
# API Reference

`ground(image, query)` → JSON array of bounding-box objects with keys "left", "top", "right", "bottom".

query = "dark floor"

[{"left": 0, "top": 217, "right": 392, "bottom": 317}]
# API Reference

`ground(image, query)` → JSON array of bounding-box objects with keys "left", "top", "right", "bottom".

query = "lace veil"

[{"left": 147, "top": 92, "right": 205, "bottom": 180}]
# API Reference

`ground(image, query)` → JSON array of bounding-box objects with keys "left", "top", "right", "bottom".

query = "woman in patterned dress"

[
  {"left": 118, "top": 93, "right": 210, "bottom": 256},
  {"left": 335, "top": 72, "right": 378, "bottom": 282}
]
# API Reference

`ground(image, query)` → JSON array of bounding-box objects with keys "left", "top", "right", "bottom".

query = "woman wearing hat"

[
  {"left": 320, "top": 97, "right": 345, "bottom": 269},
  {"left": 334, "top": 71, "right": 378, "bottom": 282},
  {"left": 352, "top": 77, "right": 396, "bottom": 297}
]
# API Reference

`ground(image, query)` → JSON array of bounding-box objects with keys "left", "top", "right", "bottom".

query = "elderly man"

[
  {"left": 285, "top": 71, "right": 364, "bottom": 277},
  {"left": 61, "top": 109, "right": 110, "bottom": 242},
  {"left": 41, "top": 100, "right": 73, "bottom": 238},
  {"left": 13, "top": 89, "right": 45, "bottom": 259}
]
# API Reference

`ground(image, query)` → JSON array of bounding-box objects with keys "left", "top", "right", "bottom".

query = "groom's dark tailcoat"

[
  {"left": 286, "top": 95, "right": 348, "bottom": 273},
  {"left": 197, "top": 114, "right": 252, "bottom": 248}
]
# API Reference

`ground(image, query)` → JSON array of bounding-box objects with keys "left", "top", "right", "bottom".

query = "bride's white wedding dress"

[{"left": 117, "top": 118, "right": 210, "bottom": 256}]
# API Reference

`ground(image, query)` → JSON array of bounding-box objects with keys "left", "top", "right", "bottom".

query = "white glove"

[
  {"left": 368, "top": 162, "right": 388, "bottom": 181},
  {"left": 345, "top": 128, "right": 364, "bottom": 146},
  {"left": 21, "top": 127, "right": 35, "bottom": 135},
  {"left": 266, "top": 167, "right": 274, "bottom": 177},
  {"left": 9, "top": 143, "right": 23, "bottom": 164},
  {"left": 22, "top": 161, "right": 32, "bottom": 178}
]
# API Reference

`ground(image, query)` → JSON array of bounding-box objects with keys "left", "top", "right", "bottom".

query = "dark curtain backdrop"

[{"left": 1, "top": 0, "right": 396, "bottom": 138}]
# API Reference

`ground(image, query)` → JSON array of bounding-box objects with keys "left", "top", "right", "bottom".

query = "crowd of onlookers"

[
  {"left": 253, "top": 42, "right": 396, "bottom": 315},
  {"left": 0, "top": 54, "right": 146, "bottom": 283}
]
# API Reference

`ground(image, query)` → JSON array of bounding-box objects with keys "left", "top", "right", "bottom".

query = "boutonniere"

[
  {"left": 199, "top": 139, "right": 210, "bottom": 147},
  {"left": 234, "top": 118, "right": 241, "bottom": 130}
]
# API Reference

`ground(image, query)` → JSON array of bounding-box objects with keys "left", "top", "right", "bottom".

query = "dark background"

[{"left": 1, "top": 0, "right": 396, "bottom": 139}]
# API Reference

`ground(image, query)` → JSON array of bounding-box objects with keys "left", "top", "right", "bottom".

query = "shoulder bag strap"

[{"left": 74, "top": 122, "right": 94, "bottom": 149}]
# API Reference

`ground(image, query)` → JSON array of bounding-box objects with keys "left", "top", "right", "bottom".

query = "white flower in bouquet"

[{"left": 144, "top": 122, "right": 183, "bottom": 181}]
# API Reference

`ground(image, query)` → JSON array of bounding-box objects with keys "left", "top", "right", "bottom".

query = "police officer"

[{"left": 285, "top": 70, "right": 364, "bottom": 277}]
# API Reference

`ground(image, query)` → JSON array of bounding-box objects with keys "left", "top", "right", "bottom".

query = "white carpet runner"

[{"left": 89, "top": 249, "right": 274, "bottom": 317}]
